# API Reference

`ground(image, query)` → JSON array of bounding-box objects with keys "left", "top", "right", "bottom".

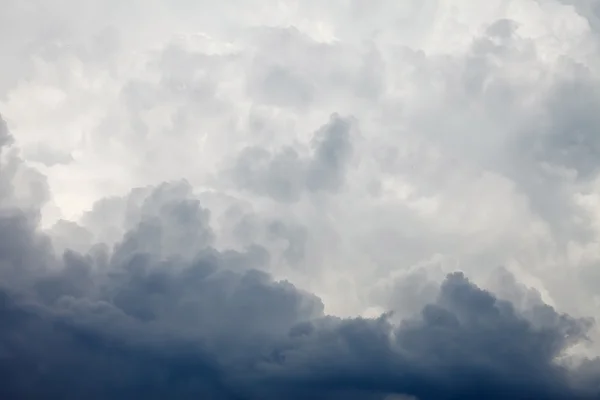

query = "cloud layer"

[
  {"left": 0, "top": 118, "right": 599, "bottom": 398},
  {"left": 2, "top": 1, "right": 600, "bottom": 398}
]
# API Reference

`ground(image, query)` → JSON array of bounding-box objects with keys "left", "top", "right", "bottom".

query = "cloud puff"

[{"left": 230, "top": 113, "right": 355, "bottom": 202}]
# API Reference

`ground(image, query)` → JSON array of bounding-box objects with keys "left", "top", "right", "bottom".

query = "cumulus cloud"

[
  {"left": 2, "top": 0, "right": 600, "bottom": 398},
  {"left": 0, "top": 119, "right": 598, "bottom": 399}
]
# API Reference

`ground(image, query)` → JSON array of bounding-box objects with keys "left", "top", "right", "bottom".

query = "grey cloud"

[
  {"left": 502, "top": 59, "right": 600, "bottom": 245},
  {"left": 378, "top": 18, "right": 600, "bottom": 248},
  {"left": 1, "top": 123, "right": 598, "bottom": 397},
  {"left": 248, "top": 64, "right": 315, "bottom": 109},
  {"left": 22, "top": 145, "right": 74, "bottom": 167},
  {"left": 49, "top": 219, "right": 94, "bottom": 254},
  {"left": 0, "top": 113, "right": 49, "bottom": 221},
  {"left": 112, "top": 181, "right": 215, "bottom": 260},
  {"left": 559, "top": 0, "right": 600, "bottom": 33},
  {"left": 306, "top": 114, "right": 354, "bottom": 192},
  {"left": 73, "top": 180, "right": 214, "bottom": 257},
  {"left": 370, "top": 267, "right": 442, "bottom": 318},
  {"left": 2, "top": 233, "right": 599, "bottom": 400},
  {"left": 266, "top": 220, "right": 308, "bottom": 265},
  {"left": 3, "top": 3, "right": 600, "bottom": 399},
  {"left": 232, "top": 146, "right": 306, "bottom": 202},
  {"left": 0, "top": 116, "right": 14, "bottom": 203},
  {"left": 0, "top": 116, "right": 12, "bottom": 149},
  {"left": 244, "top": 25, "right": 387, "bottom": 110},
  {"left": 0, "top": 179, "right": 324, "bottom": 399},
  {"left": 231, "top": 114, "right": 355, "bottom": 202},
  {"left": 212, "top": 205, "right": 311, "bottom": 271},
  {"left": 0, "top": 152, "right": 598, "bottom": 399},
  {"left": 0, "top": 163, "right": 49, "bottom": 220},
  {"left": 244, "top": 27, "right": 331, "bottom": 109},
  {"left": 533, "top": 69, "right": 600, "bottom": 180},
  {"left": 266, "top": 273, "right": 591, "bottom": 399},
  {"left": 485, "top": 267, "right": 547, "bottom": 311}
]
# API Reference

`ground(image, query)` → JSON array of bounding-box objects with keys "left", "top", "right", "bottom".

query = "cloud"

[
  {"left": 230, "top": 113, "right": 355, "bottom": 202},
  {"left": 0, "top": 123, "right": 598, "bottom": 398},
  {"left": 0, "top": 117, "right": 11, "bottom": 148},
  {"left": 0, "top": 248, "right": 598, "bottom": 398},
  {"left": 2, "top": 1, "right": 600, "bottom": 398}
]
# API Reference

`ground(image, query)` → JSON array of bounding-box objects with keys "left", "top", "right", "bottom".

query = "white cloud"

[{"left": 2, "top": 2, "right": 600, "bottom": 396}]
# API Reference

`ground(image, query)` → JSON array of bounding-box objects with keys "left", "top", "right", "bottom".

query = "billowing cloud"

[
  {"left": 2, "top": 0, "right": 600, "bottom": 398},
  {"left": 0, "top": 121, "right": 598, "bottom": 399}
]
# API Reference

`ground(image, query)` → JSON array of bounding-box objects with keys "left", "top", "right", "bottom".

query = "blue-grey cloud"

[
  {"left": 2, "top": 5, "right": 600, "bottom": 396},
  {"left": 0, "top": 118, "right": 599, "bottom": 399}
]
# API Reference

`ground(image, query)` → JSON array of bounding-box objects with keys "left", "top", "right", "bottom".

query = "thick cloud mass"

[
  {"left": 0, "top": 124, "right": 598, "bottom": 399},
  {"left": 3, "top": 1, "right": 600, "bottom": 399}
]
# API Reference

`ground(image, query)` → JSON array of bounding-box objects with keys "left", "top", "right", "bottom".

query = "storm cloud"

[
  {"left": 0, "top": 121, "right": 598, "bottom": 399},
  {"left": 2, "top": 1, "right": 600, "bottom": 399}
]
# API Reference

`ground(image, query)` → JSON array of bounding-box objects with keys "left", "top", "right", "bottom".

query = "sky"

[{"left": 1, "top": 0, "right": 600, "bottom": 399}]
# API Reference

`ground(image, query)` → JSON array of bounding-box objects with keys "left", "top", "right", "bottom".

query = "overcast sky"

[{"left": 2, "top": 1, "right": 600, "bottom": 399}]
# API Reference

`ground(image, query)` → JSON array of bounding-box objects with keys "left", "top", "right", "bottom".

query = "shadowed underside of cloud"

[{"left": 0, "top": 121, "right": 599, "bottom": 400}]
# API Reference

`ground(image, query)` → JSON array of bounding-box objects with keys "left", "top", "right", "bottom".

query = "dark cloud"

[
  {"left": 4, "top": 1, "right": 600, "bottom": 397},
  {"left": 0, "top": 137, "right": 598, "bottom": 399},
  {"left": 254, "top": 273, "right": 595, "bottom": 400},
  {"left": 0, "top": 39, "right": 600, "bottom": 390},
  {"left": 1, "top": 251, "right": 598, "bottom": 399},
  {"left": 231, "top": 113, "right": 355, "bottom": 202}
]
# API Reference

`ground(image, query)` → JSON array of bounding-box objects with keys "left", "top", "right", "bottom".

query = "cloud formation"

[
  {"left": 2, "top": 0, "right": 600, "bottom": 398},
  {"left": 0, "top": 121, "right": 599, "bottom": 399}
]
